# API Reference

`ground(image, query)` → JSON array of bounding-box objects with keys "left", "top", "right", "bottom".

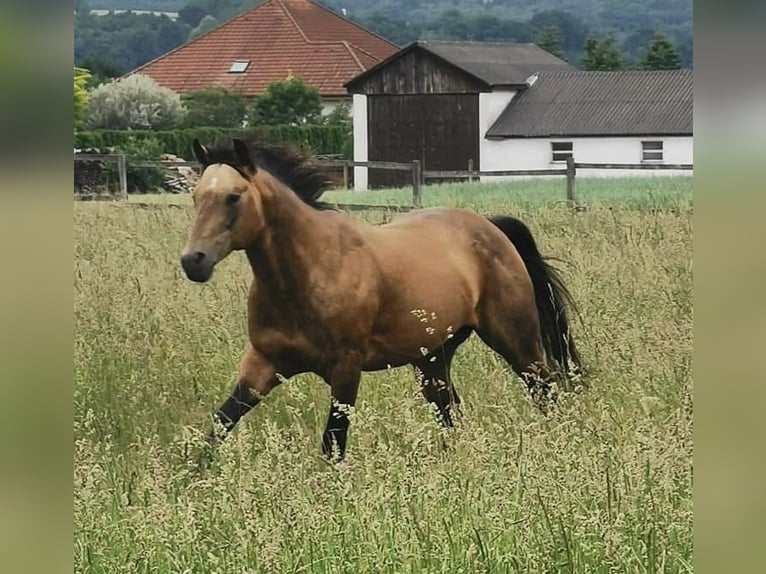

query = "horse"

[{"left": 180, "top": 135, "right": 582, "bottom": 461}]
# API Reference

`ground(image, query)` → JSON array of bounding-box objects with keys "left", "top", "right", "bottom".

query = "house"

[
  {"left": 344, "top": 40, "right": 575, "bottom": 189},
  {"left": 130, "top": 0, "right": 398, "bottom": 113},
  {"left": 346, "top": 41, "right": 693, "bottom": 189},
  {"left": 483, "top": 69, "right": 693, "bottom": 179}
]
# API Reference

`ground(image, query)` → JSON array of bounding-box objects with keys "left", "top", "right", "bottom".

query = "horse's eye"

[{"left": 225, "top": 193, "right": 241, "bottom": 205}]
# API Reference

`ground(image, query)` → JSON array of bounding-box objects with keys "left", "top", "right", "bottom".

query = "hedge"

[{"left": 75, "top": 125, "right": 351, "bottom": 160}]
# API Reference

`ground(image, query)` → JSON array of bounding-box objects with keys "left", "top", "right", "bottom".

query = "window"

[
  {"left": 551, "top": 141, "right": 573, "bottom": 163},
  {"left": 642, "top": 140, "right": 664, "bottom": 162},
  {"left": 228, "top": 60, "right": 250, "bottom": 73}
]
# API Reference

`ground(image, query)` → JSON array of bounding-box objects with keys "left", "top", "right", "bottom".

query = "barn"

[
  {"left": 346, "top": 42, "right": 693, "bottom": 189},
  {"left": 345, "top": 41, "right": 574, "bottom": 189}
]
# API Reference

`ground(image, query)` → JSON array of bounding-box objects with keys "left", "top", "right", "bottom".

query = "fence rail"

[{"left": 74, "top": 153, "right": 692, "bottom": 209}]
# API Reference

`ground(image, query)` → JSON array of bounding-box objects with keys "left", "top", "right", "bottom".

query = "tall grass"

[{"left": 74, "top": 182, "right": 692, "bottom": 573}]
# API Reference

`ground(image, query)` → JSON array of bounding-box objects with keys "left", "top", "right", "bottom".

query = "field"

[{"left": 74, "top": 177, "right": 693, "bottom": 573}]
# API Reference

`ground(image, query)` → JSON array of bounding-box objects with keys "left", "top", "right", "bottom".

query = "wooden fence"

[{"left": 74, "top": 154, "right": 692, "bottom": 209}]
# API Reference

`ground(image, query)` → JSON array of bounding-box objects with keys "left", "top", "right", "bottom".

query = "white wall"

[
  {"left": 352, "top": 94, "right": 368, "bottom": 190},
  {"left": 481, "top": 136, "right": 693, "bottom": 180},
  {"left": 479, "top": 90, "right": 517, "bottom": 168}
]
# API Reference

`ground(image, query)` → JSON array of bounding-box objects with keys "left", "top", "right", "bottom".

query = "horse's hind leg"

[
  {"left": 476, "top": 310, "right": 557, "bottom": 413},
  {"left": 413, "top": 327, "right": 472, "bottom": 428}
]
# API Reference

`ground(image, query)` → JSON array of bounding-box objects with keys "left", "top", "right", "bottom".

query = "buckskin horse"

[{"left": 180, "top": 136, "right": 582, "bottom": 461}]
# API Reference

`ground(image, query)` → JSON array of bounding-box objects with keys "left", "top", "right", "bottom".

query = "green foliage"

[
  {"left": 640, "top": 31, "right": 682, "bottom": 70},
  {"left": 79, "top": 57, "right": 121, "bottom": 88},
  {"left": 75, "top": 125, "right": 351, "bottom": 158},
  {"left": 189, "top": 14, "right": 218, "bottom": 41},
  {"left": 75, "top": 9, "right": 191, "bottom": 75},
  {"left": 86, "top": 74, "right": 186, "bottom": 130},
  {"left": 178, "top": 2, "right": 209, "bottom": 27},
  {"left": 580, "top": 33, "right": 624, "bottom": 71},
  {"left": 74, "top": 67, "right": 92, "bottom": 130},
  {"left": 248, "top": 78, "right": 323, "bottom": 127},
  {"left": 534, "top": 26, "right": 566, "bottom": 61},
  {"left": 181, "top": 87, "right": 248, "bottom": 128}
]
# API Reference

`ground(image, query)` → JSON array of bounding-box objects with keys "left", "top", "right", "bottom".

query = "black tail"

[{"left": 489, "top": 215, "right": 583, "bottom": 378}]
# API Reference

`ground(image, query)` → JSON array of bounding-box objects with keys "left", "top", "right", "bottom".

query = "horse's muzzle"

[{"left": 180, "top": 251, "right": 216, "bottom": 283}]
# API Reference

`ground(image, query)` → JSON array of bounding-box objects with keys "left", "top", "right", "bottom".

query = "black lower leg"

[
  {"left": 521, "top": 366, "right": 558, "bottom": 412},
  {"left": 210, "top": 379, "right": 260, "bottom": 439},
  {"left": 423, "top": 380, "right": 457, "bottom": 428},
  {"left": 322, "top": 399, "right": 351, "bottom": 459}
]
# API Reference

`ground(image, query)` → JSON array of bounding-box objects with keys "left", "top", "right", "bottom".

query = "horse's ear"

[
  {"left": 232, "top": 138, "right": 256, "bottom": 173},
  {"left": 192, "top": 139, "right": 209, "bottom": 165}
]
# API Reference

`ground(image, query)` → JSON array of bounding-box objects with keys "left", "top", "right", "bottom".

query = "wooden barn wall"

[
  {"left": 350, "top": 49, "right": 486, "bottom": 95},
  {"left": 367, "top": 93, "right": 479, "bottom": 188}
]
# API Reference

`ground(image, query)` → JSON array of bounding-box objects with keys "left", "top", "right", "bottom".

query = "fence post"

[
  {"left": 411, "top": 160, "right": 422, "bottom": 208},
  {"left": 565, "top": 156, "right": 577, "bottom": 206},
  {"left": 342, "top": 162, "right": 349, "bottom": 190},
  {"left": 468, "top": 158, "right": 474, "bottom": 182},
  {"left": 117, "top": 154, "right": 128, "bottom": 200}
]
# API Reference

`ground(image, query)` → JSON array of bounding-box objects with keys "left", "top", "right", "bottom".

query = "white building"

[
  {"left": 481, "top": 69, "right": 693, "bottom": 180},
  {"left": 346, "top": 42, "right": 692, "bottom": 189}
]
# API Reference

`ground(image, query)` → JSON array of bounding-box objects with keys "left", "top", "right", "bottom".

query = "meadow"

[{"left": 74, "top": 177, "right": 693, "bottom": 573}]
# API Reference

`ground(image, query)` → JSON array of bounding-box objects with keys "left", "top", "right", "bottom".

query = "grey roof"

[
  {"left": 486, "top": 69, "right": 693, "bottom": 138},
  {"left": 344, "top": 40, "right": 574, "bottom": 89},
  {"left": 418, "top": 41, "right": 574, "bottom": 86}
]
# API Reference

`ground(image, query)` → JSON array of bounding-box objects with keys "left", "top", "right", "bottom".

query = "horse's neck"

[{"left": 245, "top": 177, "right": 324, "bottom": 296}]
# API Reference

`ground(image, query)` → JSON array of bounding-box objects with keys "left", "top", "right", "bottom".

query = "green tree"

[
  {"left": 74, "top": 67, "right": 91, "bottom": 130},
  {"left": 79, "top": 57, "right": 120, "bottom": 88},
  {"left": 182, "top": 87, "right": 248, "bottom": 128},
  {"left": 248, "top": 77, "right": 322, "bottom": 126},
  {"left": 189, "top": 14, "right": 218, "bottom": 40},
  {"left": 535, "top": 25, "right": 566, "bottom": 60},
  {"left": 640, "top": 31, "right": 682, "bottom": 70},
  {"left": 178, "top": 2, "right": 209, "bottom": 27},
  {"left": 580, "top": 33, "right": 624, "bottom": 71}
]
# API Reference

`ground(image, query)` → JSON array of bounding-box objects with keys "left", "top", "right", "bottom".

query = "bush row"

[{"left": 74, "top": 125, "right": 352, "bottom": 160}]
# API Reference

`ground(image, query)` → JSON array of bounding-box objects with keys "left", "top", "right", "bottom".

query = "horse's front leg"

[
  {"left": 208, "top": 345, "right": 281, "bottom": 444},
  {"left": 321, "top": 357, "right": 362, "bottom": 462}
]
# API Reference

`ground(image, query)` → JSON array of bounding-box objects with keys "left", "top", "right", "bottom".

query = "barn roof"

[
  {"left": 486, "top": 69, "right": 693, "bottom": 138},
  {"left": 129, "top": 0, "right": 398, "bottom": 98},
  {"left": 345, "top": 41, "right": 573, "bottom": 90}
]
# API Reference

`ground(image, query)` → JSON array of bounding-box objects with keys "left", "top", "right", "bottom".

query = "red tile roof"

[{"left": 131, "top": 0, "right": 398, "bottom": 98}]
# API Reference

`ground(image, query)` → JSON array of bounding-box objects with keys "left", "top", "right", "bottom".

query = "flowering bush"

[{"left": 86, "top": 73, "right": 185, "bottom": 130}]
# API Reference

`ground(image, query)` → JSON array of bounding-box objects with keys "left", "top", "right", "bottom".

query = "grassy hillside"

[{"left": 74, "top": 180, "right": 692, "bottom": 571}]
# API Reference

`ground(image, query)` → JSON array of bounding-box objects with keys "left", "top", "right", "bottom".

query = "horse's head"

[{"left": 180, "top": 138, "right": 265, "bottom": 283}]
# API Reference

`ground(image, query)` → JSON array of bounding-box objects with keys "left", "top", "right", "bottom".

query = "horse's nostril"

[
  {"left": 181, "top": 250, "right": 216, "bottom": 283},
  {"left": 181, "top": 251, "right": 206, "bottom": 268}
]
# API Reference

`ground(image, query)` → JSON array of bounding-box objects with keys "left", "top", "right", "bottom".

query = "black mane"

[{"left": 201, "top": 132, "right": 334, "bottom": 208}]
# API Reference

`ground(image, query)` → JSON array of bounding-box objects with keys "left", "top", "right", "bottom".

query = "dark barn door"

[{"left": 367, "top": 94, "right": 479, "bottom": 189}]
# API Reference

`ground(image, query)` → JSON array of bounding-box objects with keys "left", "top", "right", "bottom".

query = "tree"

[
  {"left": 248, "top": 77, "right": 322, "bottom": 126},
  {"left": 535, "top": 25, "right": 566, "bottom": 60},
  {"left": 182, "top": 87, "right": 248, "bottom": 127},
  {"left": 580, "top": 33, "right": 624, "bottom": 71},
  {"left": 640, "top": 31, "right": 682, "bottom": 70},
  {"left": 529, "top": 10, "right": 587, "bottom": 55},
  {"left": 79, "top": 57, "right": 121, "bottom": 88},
  {"left": 74, "top": 67, "right": 92, "bottom": 131},
  {"left": 189, "top": 14, "right": 218, "bottom": 40},
  {"left": 178, "top": 2, "right": 209, "bottom": 27},
  {"left": 86, "top": 73, "right": 186, "bottom": 130}
]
